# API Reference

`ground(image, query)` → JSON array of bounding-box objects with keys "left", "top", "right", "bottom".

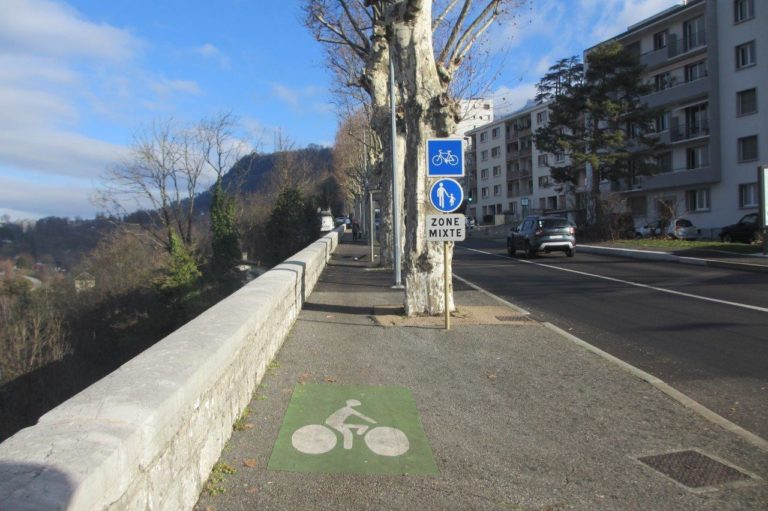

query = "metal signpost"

[{"left": 426, "top": 140, "right": 466, "bottom": 330}]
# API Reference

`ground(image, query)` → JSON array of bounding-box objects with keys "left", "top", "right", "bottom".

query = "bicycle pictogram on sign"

[{"left": 427, "top": 139, "right": 464, "bottom": 177}]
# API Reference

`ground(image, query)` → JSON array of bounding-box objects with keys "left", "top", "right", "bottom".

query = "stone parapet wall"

[{"left": 0, "top": 229, "right": 341, "bottom": 510}]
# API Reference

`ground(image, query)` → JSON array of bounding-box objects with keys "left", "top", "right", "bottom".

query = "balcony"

[
  {"left": 639, "top": 31, "right": 707, "bottom": 71},
  {"left": 643, "top": 76, "right": 709, "bottom": 109},
  {"left": 671, "top": 119, "right": 709, "bottom": 142}
]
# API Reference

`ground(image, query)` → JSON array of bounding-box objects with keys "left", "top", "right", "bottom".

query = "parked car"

[
  {"left": 719, "top": 213, "right": 759, "bottom": 243},
  {"left": 635, "top": 218, "right": 698, "bottom": 240},
  {"left": 465, "top": 216, "right": 476, "bottom": 229},
  {"left": 334, "top": 216, "right": 350, "bottom": 230},
  {"left": 668, "top": 218, "right": 698, "bottom": 240},
  {"left": 507, "top": 215, "right": 575, "bottom": 258}
]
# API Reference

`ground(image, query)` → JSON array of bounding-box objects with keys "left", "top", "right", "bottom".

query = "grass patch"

[
  {"left": 233, "top": 408, "right": 251, "bottom": 431},
  {"left": 205, "top": 462, "right": 237, "bottom": 496},
  {"left": 602, "top": 239, "right": 762, "bottom": 255}
]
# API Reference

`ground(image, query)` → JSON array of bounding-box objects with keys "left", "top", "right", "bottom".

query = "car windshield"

[
  {"left": 540, "top": 218, "right": 569, "bottom": 229},
  {"left": 741, "top": 214, "right": 757, "bottom": 224},
  {"left": 675, "top": 219, "right": 693, "bottom": 227}
]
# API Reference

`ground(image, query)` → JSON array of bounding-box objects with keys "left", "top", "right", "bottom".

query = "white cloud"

[
  {"left": 0, "top": 0, "right": 140, "bottom": 61},
  {"left": 150, "top": 79, "right": 202, "bottom": 97},
  {"left": 491, "top": 83, "right": 538, "bottom": 116},
  {"left": 195, "top": 43, "right": 231, "bottom": 69},
  {"left": 0, "top": 174, "right": 100, "bottom": 219},
  {"left": 272, "top": 83, "right": 301, "bottom": 109}
]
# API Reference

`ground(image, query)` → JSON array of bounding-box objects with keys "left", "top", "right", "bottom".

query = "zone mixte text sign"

[{"left": 426, "top": 214, "right": 466, "bottom": 242}]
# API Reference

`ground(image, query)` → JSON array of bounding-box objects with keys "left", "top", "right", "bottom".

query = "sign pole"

[{"left": 444, "top": 241, "right": 450, "bottom": 330}]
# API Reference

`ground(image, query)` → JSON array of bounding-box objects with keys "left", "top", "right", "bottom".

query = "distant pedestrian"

[{"left": 352, "top": 220, "right": 360, "bottom": 241}]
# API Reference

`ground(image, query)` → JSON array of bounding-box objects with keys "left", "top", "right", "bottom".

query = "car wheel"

[
  {"left": 507, "top": 239, "right": 515, "bottom": 256},
  {"left": 566, "top": 247, "right": 575, "bottom": 257},
  {"left": 722, "top": 234, "right": 733, "bottom": 243},
  {"left": 525, "top": 242, "right": 536, "bottom": 258}
]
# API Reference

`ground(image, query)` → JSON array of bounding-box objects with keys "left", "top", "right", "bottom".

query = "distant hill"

[{"left": 195, "top": 146, "right": 333, "bottom": 211}]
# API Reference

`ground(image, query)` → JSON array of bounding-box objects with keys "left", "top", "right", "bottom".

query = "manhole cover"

[{"left": 638, "top": 450, "right": 752, "bottom": 489}]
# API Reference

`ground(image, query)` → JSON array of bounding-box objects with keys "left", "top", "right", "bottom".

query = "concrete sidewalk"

[{"left": 195, "top": 237, "right": 767, "bottom": 511}]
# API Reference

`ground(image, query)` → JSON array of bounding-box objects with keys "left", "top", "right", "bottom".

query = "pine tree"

[
  {"left": 265, "top": 188, "right": 320, "bottom": 267},
  {"left": 535, "top": 42, "right": 662, "bottom": 237},
  {"left": 210, "top": 178, "right": 241, "bottom": 274}
]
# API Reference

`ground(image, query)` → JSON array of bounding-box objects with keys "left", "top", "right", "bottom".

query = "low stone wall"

[{"left": 0, "top": 229, "right": 341, "bottom": 510}]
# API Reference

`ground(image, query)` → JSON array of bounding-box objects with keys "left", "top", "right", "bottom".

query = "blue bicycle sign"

[{"left": 427, "top": 139, "right": 464, "bottom": 177}]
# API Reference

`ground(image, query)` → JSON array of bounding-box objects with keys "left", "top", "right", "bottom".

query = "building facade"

[
  {"left": 604, "top": 0, "right": 766, "bottom": 234},
  {"left": 465, "top": 0, "right": 765, "bottom": 234}
]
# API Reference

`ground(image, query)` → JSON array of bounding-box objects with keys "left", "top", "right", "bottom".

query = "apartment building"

[
  {"left": 465, "top": 0, "right": 765, "bottom": 232},
  {"left": 607, "top": 0, "right": 766, "bottom": 233},
  {"left": 467, "top": 101, "right": 569, "bottom": 224},
  {"left": 457, "top": 99, "right": 493, "bottom": 222}
]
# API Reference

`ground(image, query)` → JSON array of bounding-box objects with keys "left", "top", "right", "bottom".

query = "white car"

[{"left": 635, "top": 218, "right": 698, "bottom": 240}]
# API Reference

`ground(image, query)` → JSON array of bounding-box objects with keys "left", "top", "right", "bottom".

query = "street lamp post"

[{"left": 390, "top": 55, "right": 403, "bottom": 288}]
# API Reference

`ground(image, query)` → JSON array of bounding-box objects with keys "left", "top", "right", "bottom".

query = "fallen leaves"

[{"left": 242, "top": 458, "right": 258, "bottom": 468}]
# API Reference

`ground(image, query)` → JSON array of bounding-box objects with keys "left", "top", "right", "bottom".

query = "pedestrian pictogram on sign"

[
  {"left": 429, "top": 178, "right": 464, "bottom": 213},
  {"left": 427, "top": 139, "right": 464, "bottom": 177}
]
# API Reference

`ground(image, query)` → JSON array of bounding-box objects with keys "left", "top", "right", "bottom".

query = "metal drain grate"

[
  {"left": 638, "top": 450, "right": 752, "bottom": 489},
  {"left": 495, "top": 315, "right": 521, "bottom": 322}
]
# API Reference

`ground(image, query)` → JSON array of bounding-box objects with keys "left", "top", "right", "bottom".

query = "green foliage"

[
  {"left": 535, "top": 42, "right": 662, "bottom": 235},
  {"left": 160, "top": 232, "right": 201, "bottom": 293},
  {"left": 265, "top": 187, "right": 320, "bottom": 266},
  {"left": 210, "top": 178, "right": 241, "bottom": 273}
]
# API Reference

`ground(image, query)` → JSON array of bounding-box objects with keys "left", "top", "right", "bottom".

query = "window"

[
  {"left": 654, "top": 72, "right": 672, "bottom": 91},
  {"left": 481, "top": 168, "right": 489, "bottom": 179},
  {"left": 686, "top": 145, "right": 709, "bottom": 169},
  {"left": 481, "top": 150, "right": 488, "bottom": 161},
  {"left": 734, "top": 0, "right": 755, "bottom": 23},
  {"left": 491, "top": 146, "right": 500, "bottom": 158},
  {"left": 481, "top": 187, "right": 489, "bottom": 198},
  {"left": 493, "top": 185, "right": 501, "bottom": 196},
  {"left": 538, "top": 176, "right": 551, "bottom": 188},
  {"left": 655, "top": 112, "right": 669, "bottom": 132},
  {"left": 683, "top": 17, "right": 706, "bottom": 51},
  {"left": 686, "top": 188, "right": 710, "bottom": 211},
  {"left": 480, "top": 131, "right": 487, "bottom": 142},
  {"left": 685, "top": 60, "right": 707, "bottom": 82},
  {"left": 492, "top": 165, "right": 501, "bottom": 177},
  {"left": 737, "top": 88, "right": 757, "bottom": 116},
  {"left": 684, "top": 102, "right": 708, "bottom": 137},
  {"left": 491, "top": 127, "right": 500, "bottom": 139},
  {"left": 739, "top": 183, "right": 758, "bottom": 208},
  {"left": 653, "top": 30, "right": 668, "bottom": 50},
  {"left": 537, "top": 154, "right": 549, "bottom": 167},
  {"left": 736, "top": 41, "right": 756, "bottom": 69},
  {"left": 555, "top": 152, "right": 565, "bottom": 163},
  {"left": 656, "top": 152, "right": 672, "bottom": 173},
  {"left": 536, "top": 111, "right": 548, "bottom": 124},
  {"left": 738, "top": 135, "right": 758, "bottom": 161},
  {"left": 509, "top": 202, "right": 517, "bottom": 215}
]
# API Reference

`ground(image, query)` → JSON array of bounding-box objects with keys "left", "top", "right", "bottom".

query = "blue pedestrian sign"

[
  {"left": 429, "top": 178, "right": 464, "bottom": 213},
  {"left": 427, "top": 139, "right": 464, "bottom": 177}
]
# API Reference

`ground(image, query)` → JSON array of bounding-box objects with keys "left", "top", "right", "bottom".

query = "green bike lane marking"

[{"left": 268, "top": 384, "right": 438, "bottom": 475}]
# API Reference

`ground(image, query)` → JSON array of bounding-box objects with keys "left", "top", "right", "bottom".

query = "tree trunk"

[{"left": 389, "top": 0, "right": 457, "bottom": 315}]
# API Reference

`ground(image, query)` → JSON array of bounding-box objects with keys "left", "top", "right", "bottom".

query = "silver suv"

[{"left": 507, "top": 215, "right": 576, "bottom": 258}]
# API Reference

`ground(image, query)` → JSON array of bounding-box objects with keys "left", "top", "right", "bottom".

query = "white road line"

[{"left": 457, "top": 246, "right": 768, "bottom": 314}]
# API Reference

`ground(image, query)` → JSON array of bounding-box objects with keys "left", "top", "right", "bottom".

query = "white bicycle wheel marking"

[
  {"left": 291, "top": 400, "right": 410, "bottom": 457},
  {"left": 364, "top": 426, "right": 410, "bottom": 456},
  {"left": 292, "top": 424, "right": 336, "bottom": 454}
]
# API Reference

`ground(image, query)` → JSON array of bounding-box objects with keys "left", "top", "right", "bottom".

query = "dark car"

[
  {"left": 507, "top": 215, "right": 576, "bottom": 258},
  {"left": 719, "top": 213, "right": 759, "bottom": 243}
]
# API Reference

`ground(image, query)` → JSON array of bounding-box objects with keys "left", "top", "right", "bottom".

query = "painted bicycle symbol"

[
  {"left": 431, "top": 149, "right": 459, "bottom": 166},
  {"left": 291, "top": 399, "right": 410, "bottom": 457}
]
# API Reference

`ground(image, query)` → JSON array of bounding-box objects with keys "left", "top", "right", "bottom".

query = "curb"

[{"left": 578, "top": 245, "right": 768, "bottom": 273}]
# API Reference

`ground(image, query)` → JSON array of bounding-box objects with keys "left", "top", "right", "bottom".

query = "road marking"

[{"left": 457, "top": 247, "right": 768, "bottom": 314}]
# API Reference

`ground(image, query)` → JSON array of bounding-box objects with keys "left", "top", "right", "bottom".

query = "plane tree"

[{"left": 305, "top": 0, "right": 526, "bottom": 315}]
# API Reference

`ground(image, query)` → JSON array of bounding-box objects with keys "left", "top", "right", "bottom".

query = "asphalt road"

[{"left": 453, "top": 236, "right": 768, "bottom": 439}]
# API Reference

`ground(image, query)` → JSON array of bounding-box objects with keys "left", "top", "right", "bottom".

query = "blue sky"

[{"left": 0, "top": 0, "right": 680, "bottom": 220}]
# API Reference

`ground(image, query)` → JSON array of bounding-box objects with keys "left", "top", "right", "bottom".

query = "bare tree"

[
  {"left": 98, "top": 119, "right": 206, "bottom": 253},
  {"left": 306, "top": 0, "right": 526, "bottom": 315}
]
